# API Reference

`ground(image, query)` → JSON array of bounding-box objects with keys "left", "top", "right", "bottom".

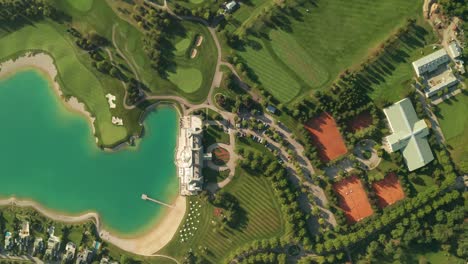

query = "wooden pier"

[{"left": 141, "top": 194, "right": 174, "bottom": 208}]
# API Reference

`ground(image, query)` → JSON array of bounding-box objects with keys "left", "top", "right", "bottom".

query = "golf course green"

[
  {"left": 168, "top": 67, "right": 203, "bottom": 93},
  {"left": 0, "top": 70, "right": 179, "bottom": 234}
]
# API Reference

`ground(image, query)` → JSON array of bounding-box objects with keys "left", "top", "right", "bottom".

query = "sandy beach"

[
  {"left": 0, "top": 52, "right": 96, "bottom": 134},
  {"left": 0, "top": 196, "right": 186, "bottom": 255},
  {"left": 0, "top": 52, "right": 187, "bottom": 256}
]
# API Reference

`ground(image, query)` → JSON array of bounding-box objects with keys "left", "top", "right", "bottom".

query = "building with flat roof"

[
  {"left": 448, "top": 42, "right": 462, "bottom": 59},
  {"left": 425, "top": 74, "right": 458, "bottom": 97},
  {"left": 412, "top": 49, "right": 450, "bottom": 77},
  {"left": 176, "top": 116, "right": 204, "bottom": 196},
  {"left": 383, "top": 98, "right": 434, "bottom": 171}
]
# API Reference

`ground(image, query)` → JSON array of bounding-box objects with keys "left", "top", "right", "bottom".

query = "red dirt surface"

[
  {"left": 372, "top": 172, "right": 405, "bottom": 208},
  {"left": 333, "top": 175, "right": 374, "bottom": 224},
  {"left": 305, "top": 112, "right": 348, "bottom": 162},
  {"left": 212, "top": 147, "right": 230, "bottom": 165},
  {"left": 214, "top": 208, "right": 223, "bottom": 217},
  {"left": 348, "top": 111, "right": 373, "bottom": 132}
]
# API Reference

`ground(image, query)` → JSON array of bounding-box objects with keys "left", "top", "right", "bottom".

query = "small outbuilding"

[
  {"left": 266, "top": 105, "right": 277, "bottom": 114},
  {"left": 225, "top": 1, "right": 238, "bottom": 13}
]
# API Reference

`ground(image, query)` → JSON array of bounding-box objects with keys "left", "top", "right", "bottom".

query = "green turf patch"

[
  {"left": 175, "top": 36, "right": 192, "bottom": 56},
  {"left": 437, "top": 92, "right": 468, "bottom": 172},
  {"left": 239, "top": 0, "right": 422, "bottom": 101},
  {"left": 168, "top": 67, "right": 203, "bottom": 93},
  {"left": 66, "top": 0, "right": 93, "bottom": 12},
  {"left": 239, "top": 39, "right": 301, "bottom": 102},
  {"left": 190, "top": 0, "right": 205, "bottom": 4}
]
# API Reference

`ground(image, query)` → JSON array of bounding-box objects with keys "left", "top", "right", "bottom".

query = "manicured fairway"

[
  {"left": 0, "top": 22, "right": 127, "bottom": 146},
  {"left": 168, "top": 67, "right": 203, "bottom": 93},
  {"left": 305, "top": 113, "right": 348, "bottom": 162},
  {"left": 437, "top": 92, "right": 468, "bottom": 172},
  {"left": 239, "top": 41, "right": 301, "bottom": 102},
  {"left": 66, "top": 0, "right": 93, "bottom": 12},
  {"left": 372, "top": 173, "right": 405, "bottom": 208},
  {"left": 189, "top": 0, "right": 205, "bottom": 4},
  {"left": 240, "top": 0, "right": 422, "bottom": 101},
  {"left": 333, "top": 175, "right": 373, "bottom": 224}
]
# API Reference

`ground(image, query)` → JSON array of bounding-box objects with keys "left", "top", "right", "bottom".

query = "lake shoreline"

[
  {"left": 0, "top": 52, "right": 186, "bottom": 255},
  {"left": 0, "top": 52, "right": 97, "bottom": 137},
  {"left": 0, "top": 195, "right": 186, "bottom": 255}
]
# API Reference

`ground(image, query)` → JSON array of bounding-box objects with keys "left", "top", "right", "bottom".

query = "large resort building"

[
  {"left": 383, "top": 98, "right": 434, "bottom": 171},
  {"left": 176, "top": 116, "right": 205, "bottom": 196}
]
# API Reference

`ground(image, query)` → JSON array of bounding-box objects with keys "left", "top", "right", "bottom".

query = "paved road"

[{"left": 416, "top": 89, "right": 446, "bottom": 144}]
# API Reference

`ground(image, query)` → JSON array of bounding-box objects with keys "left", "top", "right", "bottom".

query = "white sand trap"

[
  {"left": 111, "top": 116, "right": 123, "bottom": 126},
  {"left": 105, "top": 93, "right": 116, "bottom": 109},
  {"left": 190, "top": 49, "right": 198, "bottom": 59},
  {"left": 195, "top": 35, "right": 204, "bottom": 47}
]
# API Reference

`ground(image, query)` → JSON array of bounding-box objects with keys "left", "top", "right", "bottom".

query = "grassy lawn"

[
  {"left": 0, "top": 21, "right": 137, "bottom": 147},
  {"left": 410, "top": 174, "right": 435, "bottom": 193},
  {"left": 204, "top": 125, "right": 230, "bottom": 146},
  {"left": 66, "top": 0, "right": 94, "bottom": 12},
  {"left": 159, "top": 169, "right": 284, "bottom": 263},
  {"left": 174, "top": 36, "right": 193, "bottom": 56},
  {"left": 379, "top": 243, "right": 465, "bottom": 264},
  {"left": 203, "top": 168, "right": 230, "bottom": 183},
  {"left": 436, "top": 91, "right": 468, "bottom": 173},
  {"left": 238, "top": 0, "right": 423, "bottom": 102},
  {"left": 367, "top": 157, "right": 399, "bottom": 181},
  {"left": 365, "top": 20, "right": 437, "bottom": 105}
]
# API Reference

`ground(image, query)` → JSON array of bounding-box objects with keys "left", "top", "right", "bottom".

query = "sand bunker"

[
  {"left": 105, "top": 93, "right": 116, "bottom": 109},
  {"left": 195, "top": 35, "right": 204, "bottom": 47},
  {"left": 190, "top": 49, "right": 198, "bottom": 59},
  {"left": 111, "top": 116, "right": 123, "bottom": 126}
]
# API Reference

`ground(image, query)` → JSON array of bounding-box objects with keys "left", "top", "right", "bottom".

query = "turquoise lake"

[{"left": 0, "top": 70, "right": 178, "bottom": 234}]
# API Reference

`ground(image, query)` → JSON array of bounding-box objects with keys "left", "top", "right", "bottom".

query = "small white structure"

[
  {"left": 176, "top": 116, "right": 204, "bottom": 196},
  {"left": 105, "top": 93, "right": 116, "bottom": 109},
  {"left": 412, "top": 49, "right": 450, "bottom": 77},
  {"left": 64, "top": 242, "right": 76, "bottom": 261},
  {"left": 19, "top": 222, "right": 30, "bottom": 239},
  {"left": 225, "top": 1, "right": 237, "bottom": 13}
]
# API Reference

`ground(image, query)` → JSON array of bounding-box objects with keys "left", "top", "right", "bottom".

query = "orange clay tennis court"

[
  {"left": 372, "top": 172, "right": 405, "bottom": 208},
  {"left": 305, "top": 112, "right": 348, "bottom": 162},
  {"left": 333, "top": 175, "right": 373, "bottom": 223}
]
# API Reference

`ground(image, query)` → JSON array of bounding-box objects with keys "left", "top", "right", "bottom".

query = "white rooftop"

[{"left": 412, "top": 49, "right": 448, "bottom": 68}]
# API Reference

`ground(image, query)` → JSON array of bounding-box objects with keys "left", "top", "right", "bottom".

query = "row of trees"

[
  {"left": 133, "top": 4, "right": 173, "bottom": 75},
  {"left": 0, "top": 0, "right": 58, "bottom": 22}
]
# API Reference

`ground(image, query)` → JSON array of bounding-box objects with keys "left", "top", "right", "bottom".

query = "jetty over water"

[{"left": 141, "top": 194, "right": 174, "bottom": 208}]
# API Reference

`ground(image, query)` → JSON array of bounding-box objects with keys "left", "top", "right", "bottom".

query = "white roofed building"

[
  {"left": 176, "top": 116, "right": 204, "bottom": 196},
  {"left": 412, "top": 49, "right": 450, "bottom": 77}
]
